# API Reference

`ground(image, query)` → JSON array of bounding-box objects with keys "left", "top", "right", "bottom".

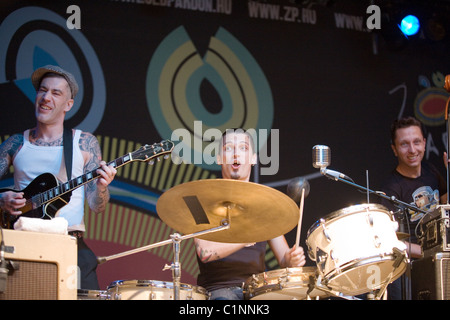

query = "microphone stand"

[
  {"left": 320, "top": 169, "right": 423, "bottom": 300},
  {"left": 319, "top": 168, "right": 427, "bottom": 215},
  {"left": 444, "top": 75, "right": 450, "bottom": 206}
]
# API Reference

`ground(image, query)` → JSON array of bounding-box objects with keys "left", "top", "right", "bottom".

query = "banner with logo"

[{"left": 1, "top": 0, "right": 449, "bottom": 289}]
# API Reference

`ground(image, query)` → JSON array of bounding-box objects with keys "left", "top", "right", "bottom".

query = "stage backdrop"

[{"left": 1, "top": 0, "right": 449, "bottom": 289}]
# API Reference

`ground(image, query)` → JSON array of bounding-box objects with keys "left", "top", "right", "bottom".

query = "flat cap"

[{"left": 31, "top": 65, "right": 79, "bottom": 98}]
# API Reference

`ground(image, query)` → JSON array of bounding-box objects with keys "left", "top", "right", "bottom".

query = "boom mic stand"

[
  {"left": 318, "top": 167, "right": 427, "bottom": 216},
  {"left": 444, "top": 74, "right": 450, "bottom": 206}
]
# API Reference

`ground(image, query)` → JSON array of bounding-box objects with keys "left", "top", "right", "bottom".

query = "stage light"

[{"left": 399, "top": 14, "right": 420, "bottom": 36}]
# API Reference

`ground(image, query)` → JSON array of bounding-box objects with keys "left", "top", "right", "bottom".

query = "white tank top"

[{"left": 13, "top": 129, "right": 86, "bottom": 231}]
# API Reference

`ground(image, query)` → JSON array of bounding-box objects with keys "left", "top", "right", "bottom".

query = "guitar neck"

[
  {"left": 35, "top": 153, "right": 133, "bottom": 205},
  {"left": 34, "top": 140, "right": 173, "bottom": 207}
]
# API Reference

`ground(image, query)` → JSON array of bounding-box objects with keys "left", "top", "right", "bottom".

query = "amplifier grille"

[
  {"left": 0, "top": 260, "right": 58, "bottom": 300},
  {"left": 412, "top": 253, "right": 450, "bottom": 300},
  {"left": 439, "top": 258, "right": 450, "bottom": 299}
]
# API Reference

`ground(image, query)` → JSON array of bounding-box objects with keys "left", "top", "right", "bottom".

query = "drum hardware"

[
  {"left": 374, "top": 236, "right": 381, "bottom": 248},
  {"left": 367, "top": 212, "right": 374, "bottom": 226},
  {"left": 319, "top": 218, "right": 331, "bottom": 242},
  {"left": 418, "top": 205, "right": 450, "bottom": 256},
  {"left": 315, "top": 247, "right": 328, "bottom": 274},
  {"left": 162, "top": 233, "right": 182, "bottom": 300},
  {"left": 314, "top": 273, "right": 390, "bottom": 300},
  {"left": 396, "top": 232, "right": 410, "bottom": 240},
  {"left": 313, "top": 275, "right": 362, "bottom": 300},
  {"left": 98, "top": 179, "right": 299, "bottom": 300},
  {"left": 107, "top": 280, "right": 208, "bottom": 300},
  {"left": 369, "top": 247, "right": 408, "bottom": 300},
  {"left": 243, "top": 267, "right": 329, "bottom": 300},
  {"left": 309, "top": 145, "right": 426, "bottom": 299},
  {"left": 156, "top": 179, "right": 300, "bottom": 243},
  {"left": 307, "top": 204, "right": 409, "bottom": 297},
  {"left": 156, "top": 179, "right": 299, "bottom": 298},
  {"left": 77, "top": 289, "right": 110, "bottom": 300},
  {"left": 96, "top": 221, "right": 230, "bottom": 300}
]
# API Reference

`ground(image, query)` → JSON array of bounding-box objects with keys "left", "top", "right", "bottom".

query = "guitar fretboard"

[{"left": 30, "top": 140, "right": 173, "bottom": 208}]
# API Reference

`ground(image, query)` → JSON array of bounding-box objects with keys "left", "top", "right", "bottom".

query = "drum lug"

[
  {"left": 262, "top": 272, "right": 269, "bottom": 286},
  {"left": 278, "top": 277, "right": 287, "bottom": 290},
  {"left": 316, "top": 247, "right": 328, "bottom": 274},
  {"left": 320, "top": 219, "right": 331, "bottom": 242},
  {"left": 373, "top": 235, "right": 381, "bottom": 248},
  {"left": 392, "top": 220, "right": 399, "bottom": 232},
  {"left": 392, "top": 247, "right": 408, "bottom": 268},
  {"left": 366, "top": 213, "right": 374, "bottom": 226}
]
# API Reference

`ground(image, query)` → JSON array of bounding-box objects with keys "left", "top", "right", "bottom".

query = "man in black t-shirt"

[{"left": 380, "top": 117, "right": 447, "bottom": 299}]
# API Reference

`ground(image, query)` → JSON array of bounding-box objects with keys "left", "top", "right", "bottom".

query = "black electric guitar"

[{"left": 0, "top": 140, "right": 174, "bottom": 229}]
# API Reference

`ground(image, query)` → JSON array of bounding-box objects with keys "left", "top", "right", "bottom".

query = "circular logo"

[
  {"left": 414, "top": 87, "right": 449, "bottom": 126},
  {"left": 0, "top": 6, "right": 106, "bottom": 133},
  {"left": 146, "top": 26, "right": 274, "bottom": 170}
]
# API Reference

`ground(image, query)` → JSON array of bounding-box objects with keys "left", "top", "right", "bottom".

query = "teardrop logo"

[{"left": 146, "top": 26, "right": 274, "bottom": 170}]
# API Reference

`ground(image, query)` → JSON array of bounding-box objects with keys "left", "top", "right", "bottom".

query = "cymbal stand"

[
  {"left": 96, "top": 220, "right": 230, "bottom": 300},
  {"left": 163, "top": 233, "right": 182, "bottom": 300}
]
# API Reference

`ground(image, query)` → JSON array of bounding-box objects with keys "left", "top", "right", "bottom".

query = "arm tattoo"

[
  {"left": 0, "top": 134, "right": 23, "bottom": 178},
  {"left": 195, "top": 242, "right": 220, "bottom": 263},
  {"left": 79, "top": 132, "right": 109, "bottom": 212}
]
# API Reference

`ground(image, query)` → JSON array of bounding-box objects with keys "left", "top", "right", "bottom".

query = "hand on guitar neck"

[
  {"left": 0, "top": 139, "right": 174, "bottom": 229},
  {"left": 0, "top": 191, "right": 26, "bottom": 216}
]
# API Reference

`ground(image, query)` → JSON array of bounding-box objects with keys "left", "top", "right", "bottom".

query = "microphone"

[
  {"left": 312, "top": 145, "right": 330, "bottom": 169},
  {"left": 312, "top": 145, "right": 353, "bottom": 182},
  {"left": 287, "top": 177, "right": 310, "bottom": 205}
]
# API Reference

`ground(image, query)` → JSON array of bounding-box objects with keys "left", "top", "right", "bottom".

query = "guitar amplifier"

[
  {"left": 411, "top": 252, "right": 450, "bottom": 300},
  {"left": 0, "top": 229, "right": 77, "bottom": 300},
  {"left": 418, "top": 205, "right": 450, "bottom": 255}
]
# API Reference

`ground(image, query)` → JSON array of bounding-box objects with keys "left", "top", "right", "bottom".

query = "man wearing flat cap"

[{"left": 0, "top": 65, "right": 117, "bottom": 290}]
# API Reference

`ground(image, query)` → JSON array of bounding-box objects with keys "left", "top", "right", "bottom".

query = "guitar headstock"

[{"left": 132, "top": 140, "right": 174, "bottom": 163}]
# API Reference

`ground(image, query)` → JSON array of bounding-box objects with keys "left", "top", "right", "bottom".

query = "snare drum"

[
  {"left": 306, "top": 204, "right": 408, "bottom": 296},
  {"left": 77, "top": 289, "right": 110, "bottom": 300},
  {"left": 243, "top": 267, "right": 329, "bottom": 300},
  {"left": 107, "top": 280, "right": 209, "bottom": 300}
]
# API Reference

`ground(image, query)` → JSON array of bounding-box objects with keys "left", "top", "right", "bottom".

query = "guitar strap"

[{"left": 63, "top": 127, "right": 73, "bottom": 181}]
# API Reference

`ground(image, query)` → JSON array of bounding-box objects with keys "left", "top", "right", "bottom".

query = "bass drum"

[
  {"left": 107, "top": 280, "right": 209, "bottom": 300},
  {"left": 306, "top": 204, "right": 408, "bottom": 296}
]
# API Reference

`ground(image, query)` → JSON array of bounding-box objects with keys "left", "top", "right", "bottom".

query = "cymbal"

[
  {"left": 396, "top": 232, "right": 410, "bottom": 240},
  {"left": 156, "top": 179, "right": 300, "bottom": 243}
]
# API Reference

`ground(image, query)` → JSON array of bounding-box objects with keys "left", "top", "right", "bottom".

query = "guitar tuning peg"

[
  {"left": 149, "top": 159, "right": 155, "bottom": 165},
  {"left": 164, "top": 154, "right": 169, "bottom": 160}
]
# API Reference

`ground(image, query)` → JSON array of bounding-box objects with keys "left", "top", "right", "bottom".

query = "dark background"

[{"left": 1, "top": 0, "right": 449, "bottom": 288}]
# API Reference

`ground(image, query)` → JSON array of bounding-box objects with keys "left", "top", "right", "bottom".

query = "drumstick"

[{"left": 295, "top": 188, "right": 305, "bottom": 249}]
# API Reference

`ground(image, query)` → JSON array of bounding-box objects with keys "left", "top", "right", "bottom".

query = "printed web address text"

[
  {"left": 248, "top": 0, "right": 317, "bottom": 24},
  {"left": 110, "top": 0, "right": 232, "bottom": 14}
]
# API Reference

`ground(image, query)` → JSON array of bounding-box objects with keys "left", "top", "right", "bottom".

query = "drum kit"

[{"left": 83, "top": 174, "right": 412, "bottom": 301}]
